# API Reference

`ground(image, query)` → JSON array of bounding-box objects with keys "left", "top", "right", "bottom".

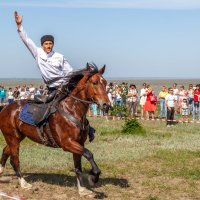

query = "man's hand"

[{"left": 14, "top": 11, "right": 22, "bottom": 29}]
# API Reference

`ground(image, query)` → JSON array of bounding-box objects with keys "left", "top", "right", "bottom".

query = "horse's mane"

[{"left": 66, "top": 62, "right": 99, "bottom": 92}]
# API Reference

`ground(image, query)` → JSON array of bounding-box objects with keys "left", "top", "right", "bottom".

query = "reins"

[
  {"left": 59, "top": 79, "right": 94, "bottom": 105},
  {"left": 68, "top": 94, "right": 93, "bottom": 105}
]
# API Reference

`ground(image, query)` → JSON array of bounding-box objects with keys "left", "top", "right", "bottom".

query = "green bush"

[
  {"left": 122, "top": 118, "right": 146, "bottom": 135},
  {"left": 110, "top": 104, "right": 127, "bottom": 117}
]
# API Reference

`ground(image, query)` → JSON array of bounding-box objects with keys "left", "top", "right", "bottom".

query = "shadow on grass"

[
  {"left": 25, "top": 172, "right": 129, "bottom": 187},
  {"left": 97, "top": 177, "right": 129, "bottom": 188},
  {"left": 25, "top": 173, "right": 76, "bottom": 187}
]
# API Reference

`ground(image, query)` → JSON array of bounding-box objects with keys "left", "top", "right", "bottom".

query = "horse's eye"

[{"left": 93, "top": 81, "right": 98, "bottom": 85}]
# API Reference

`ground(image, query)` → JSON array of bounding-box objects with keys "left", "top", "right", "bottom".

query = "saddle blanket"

[{"left": 19, "top": 103, "right": 36, "bottom": 126}]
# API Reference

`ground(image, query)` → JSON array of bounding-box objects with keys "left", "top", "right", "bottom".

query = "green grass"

[{"left": 1, "top": 117, "right": 200, "bottom": 199}]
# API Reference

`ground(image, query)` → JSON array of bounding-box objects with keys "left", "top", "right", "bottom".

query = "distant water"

[
  {"left": 0, "top": 77, "right": 199, "bottom": 95},
  {"left": 106, "top": 77, "right": 200, "bottom": 80}
]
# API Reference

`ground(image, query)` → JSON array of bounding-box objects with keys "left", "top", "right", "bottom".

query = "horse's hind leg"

[
  {"left": 8, "top": 136, "right": 32, "bottom": 189},
  {"left": 0, "top": 145, "right": 11, "bottom": 174}
]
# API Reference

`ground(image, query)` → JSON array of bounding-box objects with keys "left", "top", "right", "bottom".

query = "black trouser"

[{"left": 167, "top": 107, "right": 175, "bottom": 125}]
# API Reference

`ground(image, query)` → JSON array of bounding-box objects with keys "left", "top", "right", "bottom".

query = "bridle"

[{"left": 60, "top": 73, "right": 100, "bottom": 105}]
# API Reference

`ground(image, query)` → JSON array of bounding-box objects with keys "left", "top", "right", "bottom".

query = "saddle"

[
  {"left": 26, "top": 101, "right": 56, "bottom": 127},
  {"left": 26, "top": 90, "right": 58, "bottom": 126}
]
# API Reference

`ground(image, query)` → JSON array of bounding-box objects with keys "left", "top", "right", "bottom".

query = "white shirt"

[
  {"left": 18, "top": 26, "right": 73, "bottom": 87},
  {"left": 181, "top": 102, "right": 188, "bottom": 109},
  {"left": 127, "top": 89, "right": 138, "bottom": 102},
  {"left": 29, "top": 87, "right": 35, "bottom": 94},
  {"left": 7, "top": 91, "right": 14, "bottom": 100},
  {"left": 19, "top": 91, "right": 27, "bottom": 100},
  {"left": 165, "top": 94, "right": 177, "bottom": 108},
  {"left": 140, "top": 88, "right": 147, "bottom": 97},
  {"left": 173, "top": 88, "right": 179, "bottom": 96},
  {"left": 107, "top": 92, "right": 113, "bottom": 105}
]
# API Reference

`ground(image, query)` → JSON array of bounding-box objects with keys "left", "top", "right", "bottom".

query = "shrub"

[
  {"left": 110, "top": 104, "right": 127, "bottom": 117},
  {"left": 122, "top": 118, "right": 146, "bottom": 135}
]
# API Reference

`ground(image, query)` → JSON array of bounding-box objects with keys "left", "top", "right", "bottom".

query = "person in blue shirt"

[{"left": 0, "top": 86, "right": 6, "bottom": 105}]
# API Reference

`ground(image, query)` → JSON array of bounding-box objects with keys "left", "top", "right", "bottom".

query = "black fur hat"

[{"left": 41, "top": 35, "right": 54, "bottom": 45}]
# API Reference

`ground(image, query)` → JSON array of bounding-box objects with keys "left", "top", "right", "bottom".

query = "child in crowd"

[
  {"left": 181, "top": 98, "right": 189, "bottom": 122},
  {"left": 7, "top": 87, "right": 14, "bottom": 104}
]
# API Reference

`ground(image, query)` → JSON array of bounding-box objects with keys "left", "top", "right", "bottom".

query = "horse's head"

[
  {"left": 83, "top": 63, "right": 110, "bottom": 110},
  {"left": 65, "top": 63, "right": 110, "bottom": 110}
]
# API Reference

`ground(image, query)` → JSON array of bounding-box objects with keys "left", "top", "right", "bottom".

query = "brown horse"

[{"left": 0, "top": 64, "right": 110, "bottom": 197}]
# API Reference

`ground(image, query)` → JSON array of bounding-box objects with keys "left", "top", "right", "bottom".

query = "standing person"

[
  {"left": 13, "top": 86, "right": 20, "bottom": 100},
  {"left": 139, "top": 83, "right": 148, "bottom": 119},
  {"left": 107, "top": 89, "right": 113, "bottom": 107},
  {"left": 14, "top": 11, "right": 95, "bottom": 142},
  {"left": 178, "top": 85, "right": 187, "bottom": 114},
  {"left": 114, "top": 86, "right": 123, "bottom": 107},
  {"left": 120, "top": 82, "right": 128, "bottom": 105},
  {"left": 0, "top": 86, "right": 7, "bottom": 105},
  {"left": 187, "top": 84, "right": 194, "bottom": 115},
  {"left": 143, "top": 85, "right": 157, "bottom": 120},
  {"left": 158, "top": 86, "right": 168, "bottom": 118},
  {"left": 165, "top": 87, "right": 177, "bottom": 127},
  {"left": 29, "top": 84, "right": 35, "bottom": 100},
  {"left": 19, "top": 87, "right": 27, "bottom": 100},
  {"left": 181, "top": 98, "right": 189, "bottom": 122},
  {"left": 127, "top": 84, "right": 138, "bottom": 118},
  {"left": 172, "top": 83, "right": 179, "bottom": 119},
  {"left": 192, "top": 84, "right": 200, "bottom": 121},
  {"left": 91, "top": 103, "right": 98, "bottom": 117},
  {"left": 173, "top": 83, "right": 179, "bottom": 97},
  {"left": 38, "top": 85, "right": 45, "bottom": 95},
  {"left": 7, "top": 88, "right": 14, "bottom": 104}
]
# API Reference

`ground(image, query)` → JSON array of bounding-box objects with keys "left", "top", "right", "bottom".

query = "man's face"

[{"left": 42, "top": 41, "right": 54, "bottom": 53}]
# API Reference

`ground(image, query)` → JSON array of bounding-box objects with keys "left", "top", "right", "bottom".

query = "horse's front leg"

[
  {"left": 73, "top": 153, "right": 94, "bottom": 198},
  {"left": 62, "top": 138, "right": 100, "bottom": 197},
  {"left": 83, "top": 148, "right": 101, "bottom": 186}
]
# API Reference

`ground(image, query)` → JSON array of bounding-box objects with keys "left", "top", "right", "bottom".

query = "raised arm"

[{"left": 14, "top": 11, "right": 38, "bottom": 58}]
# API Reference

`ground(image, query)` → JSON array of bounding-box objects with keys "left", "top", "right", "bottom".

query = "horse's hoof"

[
  {"left": 88, "top": 174, "right": 95, "bottom": 187},
  {"left": 78, "top": 187, "right": 94, "bottom": 198},
  {"left": 18, "top": 178, "right": 32, "bottom": 190},
  {"left": 88, "top": 173, "right": 99, "bottom": 186},
  {"left": 0, "top": 164, "right": 4, "bottom": 175}
]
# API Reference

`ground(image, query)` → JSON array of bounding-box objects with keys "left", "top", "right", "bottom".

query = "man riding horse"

[{"left": 14, "top": 11, "right": 95, "bottom": 142}]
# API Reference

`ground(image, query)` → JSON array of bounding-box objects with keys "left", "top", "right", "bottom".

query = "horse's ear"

[
  {"left": 81, "top": 63, "right": 90, "bottom": 76},
  {"left": 99, "top": 65, "right": 106, "bottom": 75},
  {"left": 86, "top": 63, "right": 90, "bottom": 71}
]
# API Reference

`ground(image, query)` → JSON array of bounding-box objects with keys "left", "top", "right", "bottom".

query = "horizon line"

[{"left": 0, "top": 77, "right": 200, "bottom": 80}]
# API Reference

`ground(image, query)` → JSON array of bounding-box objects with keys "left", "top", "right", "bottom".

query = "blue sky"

[{"left": 1, "top": 0, "right": 200, "bottom": 79}]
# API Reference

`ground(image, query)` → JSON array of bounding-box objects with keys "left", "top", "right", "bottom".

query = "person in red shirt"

[{"left": 192, "top": 84, "right": 200, "bottom": 121}]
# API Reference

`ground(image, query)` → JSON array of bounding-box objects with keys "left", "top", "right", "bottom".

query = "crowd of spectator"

[
  {"left": 1, "top": 81, "right": 200, "bottom": 126},
  {"left": 0, "top": 84, "right": 47, "bottom": 105},
  {"left": 88, "top": 81, "right": 200, "bottom": 126}
]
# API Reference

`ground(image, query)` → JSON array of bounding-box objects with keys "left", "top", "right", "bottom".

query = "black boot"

[{"left": 88, "top": 126, "right": 95, "bottom": 142}]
